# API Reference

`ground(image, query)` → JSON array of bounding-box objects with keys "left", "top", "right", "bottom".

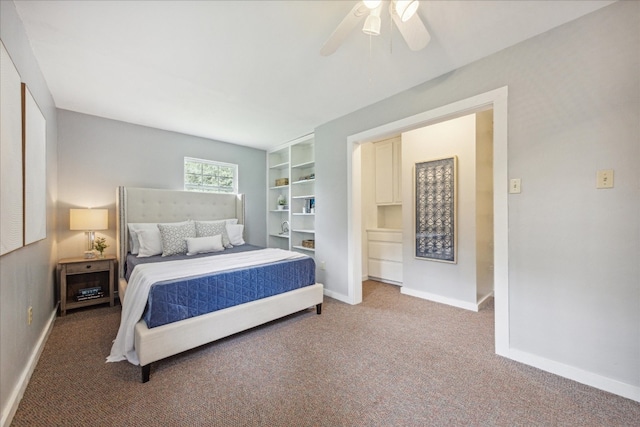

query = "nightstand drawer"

[{"left": 65, "top": 260, "right": 111, "bottom": 274}]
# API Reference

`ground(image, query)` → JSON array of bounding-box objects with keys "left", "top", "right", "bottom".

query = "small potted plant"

[
  {"left": 277, "top": 194, "right": 286, "bottom": 210},
  {"left": 93, "top": 237, "right": 109, "bottom": 258}
]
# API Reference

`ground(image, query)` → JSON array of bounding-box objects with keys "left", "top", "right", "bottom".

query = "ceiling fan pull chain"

[
  {"left": 369, "top": 34, "right": 374, "bottom": 86},
  {"left": 389, "top": 6, "right": 394, "bottom": 54}
]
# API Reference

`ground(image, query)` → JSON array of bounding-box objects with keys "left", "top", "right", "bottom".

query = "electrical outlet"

[
  {"left": 320, "top": 261, "right": 326, "bottom": 271},
  {"left": 27, "top": 306, "right": 33, "bottom": 325}
]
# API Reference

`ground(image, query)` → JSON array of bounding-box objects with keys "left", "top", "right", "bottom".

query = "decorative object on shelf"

[
  {"left": 277, "top": 194, "right": 287, "bottom": 210},
  {"left": 281, "top": 221, "right": 289, "bottom": 236},
  {"left": 298, "top": 173, "right": 315, "bottom": 181},
  {"left": 415, "top": 156, "right": 457, "bottom": 263},
  {"left": 275, "top": 178, "right": 289, "bottom": 187},
  {"left": 70, "top": 208, "right": 108, "bottom": 258},
  {"left": 93, "top": 236, "right": 109, "bottom": 258},
  {"left": 302, "top": 239, "right": 315, "bottom": 249}
]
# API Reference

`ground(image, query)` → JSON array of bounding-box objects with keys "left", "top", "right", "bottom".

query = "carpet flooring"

[{"left": 10, "top": 281, "right": 640, "bottom": 426}]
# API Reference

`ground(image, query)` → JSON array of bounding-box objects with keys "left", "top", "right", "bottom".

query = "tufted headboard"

[{"left": 116, "top": 187, "right": 245, "bottom": 285}]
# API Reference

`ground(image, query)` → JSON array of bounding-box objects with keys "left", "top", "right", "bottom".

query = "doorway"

[{"left": 346, "top": 87, "right": 509, "bottom": 356}]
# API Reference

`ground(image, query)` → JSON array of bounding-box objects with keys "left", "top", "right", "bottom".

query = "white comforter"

[{"left": 107, "top": 248, "right": 306, "bottom": 365}]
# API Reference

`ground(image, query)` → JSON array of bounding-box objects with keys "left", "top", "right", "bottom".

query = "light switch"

[
  {"left": 597, "top": 169, "right": 614, "bottom": 189},
  {"left": 509, "top": 178, "right": 521, "bottom": 194}
]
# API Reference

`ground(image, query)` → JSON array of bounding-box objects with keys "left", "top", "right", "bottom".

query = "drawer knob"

[{"left": 86, "top": 265, "right": 91, "bottom": 269}]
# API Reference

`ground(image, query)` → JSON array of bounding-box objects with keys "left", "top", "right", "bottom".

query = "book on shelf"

[
  {"left": 77, "top": 286, "right": 102, "bottom": 296},
  {"left": 76, "top": 292, "right": 105, "bottom": 301}
]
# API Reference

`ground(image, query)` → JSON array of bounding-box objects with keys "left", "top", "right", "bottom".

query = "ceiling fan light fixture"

[
  {"left": 395, "top": 0, "right": 419, "bottom": 22},
  {"left": 363, "top": 0, "right": 382, "bottom": 9},
  {"left": 362, "top": 13, "right": 381, "bottom": 36}
]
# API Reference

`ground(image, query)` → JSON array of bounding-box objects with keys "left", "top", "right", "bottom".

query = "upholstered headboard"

[{"left": 116, "top": 187, "right": 245, "bottom": 284}]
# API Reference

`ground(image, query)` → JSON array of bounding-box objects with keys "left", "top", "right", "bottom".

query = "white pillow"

[
  {"left": 128, "top": 223, "right": 159, "bottom": 255},
  {"left": 158, "top": 221, "right": 196, "bottom": 256},
  {"left": 186, "top": 235, "right": 225, "bottom": 256},
  {"left": 226, "top": 224, "right": 245, "bottom": 246},
  {"left": 136, "top": 228, "right": 163, "bottom": 257},
  {"left": 129, "top": 221, "right": 191, "bottom": 255}
]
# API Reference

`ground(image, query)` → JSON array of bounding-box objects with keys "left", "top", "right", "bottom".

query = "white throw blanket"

[{"left": 107, "top": 248, "right": 306, "bottom": 365}]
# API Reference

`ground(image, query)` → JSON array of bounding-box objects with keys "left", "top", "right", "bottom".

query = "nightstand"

[{"left": 57, "top": 256, "right": 115, "bottom": 316}]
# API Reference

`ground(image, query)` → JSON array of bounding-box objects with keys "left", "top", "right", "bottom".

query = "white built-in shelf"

[
  {"left": 292, "top": 229, "right": 315, "bottom": 234},
  {"left": 269, "top": 161, "right": 289, "bottom": 170},
  {"left": 292, "top": 213, "right": 315, "bottom": 216},
  {"left": 270, "top": 233, "right": 290, "bottom": 239},
  {"left": 270, "top": 185, "right": 289, "bottom": 190},
  {"left": 292, "top": 194, "right": 315, "bottom": 199},
  {"left": 292, "top": 245, "right": 315, "bottom": 252},
  {"left": 292, "top": 160, "right": 315, "bottom": 169},
  {"left": 291, "top": 179, "right": 315, "bottom": 185},
  {"left": 270, "top": 209, "right": 289, "bottom": 213}
]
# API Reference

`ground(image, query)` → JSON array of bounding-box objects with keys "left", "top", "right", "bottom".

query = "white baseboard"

[
  {"left": 368, "top": 276, "right": 402, "bottom": 286},
  {"left": 400, "top": 287, "right": 481, "bottom": 312},
  {"left": 1, "top": 308, "right": 57, "bottom": 427},
  {"left": 506, "top": 347, "right": 640, "bottom": 403},
  {"left": 323, "top": 288, "right": 352, "bottom": 304},
  {"left": 477, "top": 292, "right": 494, "bottom": 310}
]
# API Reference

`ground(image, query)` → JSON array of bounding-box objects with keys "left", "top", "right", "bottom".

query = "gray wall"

[
  {"left": 315, "top": 1, "right": 639, "bottom": 392},
  {"left": 56, "top": 110, "right": 267, "bottom": 260},
  {"left": 401, "top": 114, "right": 478, "bottom": 305},
  {"left": 0, "top": 1, "right": 59, "bottom": 423}
]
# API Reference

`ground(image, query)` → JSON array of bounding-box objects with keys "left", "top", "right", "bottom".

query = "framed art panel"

[
  {"left": 23, "top": 83, "right": 47, "bottom": 245},
  {"left": 0, "top": 40, "right": 24, "bottom": 256},
  {"left": 415, "top": 156, "right": 457, "bottom": 263}
]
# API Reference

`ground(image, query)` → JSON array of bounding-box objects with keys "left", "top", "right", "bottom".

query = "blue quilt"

[{"left": 140, "top": 251, "right": 316, "bottom": 328}]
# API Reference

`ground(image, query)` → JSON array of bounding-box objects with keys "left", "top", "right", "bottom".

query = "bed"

[{"left": 108, "top": 187, "right": 323, "bottom": 382}]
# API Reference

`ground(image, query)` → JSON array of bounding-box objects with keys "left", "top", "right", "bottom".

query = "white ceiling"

[{"left": 13, "top": 0, "right": 614, "bottom": 150}]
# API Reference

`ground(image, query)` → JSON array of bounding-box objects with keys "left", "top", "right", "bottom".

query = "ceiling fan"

[{"left": 320, "top": 0, "right": 430, "bottom": 56}]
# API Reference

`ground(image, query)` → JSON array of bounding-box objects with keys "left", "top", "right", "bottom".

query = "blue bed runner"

[{"left": 142, "top": 255, "right": 316, "bottom": 328}]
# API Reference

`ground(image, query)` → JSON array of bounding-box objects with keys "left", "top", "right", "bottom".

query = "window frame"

[{"left": 184, "top": 157, "right": 238, "bottom": 194}]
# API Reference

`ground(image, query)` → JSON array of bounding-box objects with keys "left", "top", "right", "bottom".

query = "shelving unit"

[
  {"left": 267, "top": 146, "right": 290, "bottom": 250},
  {"left": 267, "top": 134, "right": 315, "bottom": 259}
]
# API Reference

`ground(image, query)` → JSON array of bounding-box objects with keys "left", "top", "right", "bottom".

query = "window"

[{"left": 184, "top": 157, "right": 238, "bottom": 194}]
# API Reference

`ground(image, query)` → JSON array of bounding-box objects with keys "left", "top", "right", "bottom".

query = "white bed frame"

[{"left": 116, "top": 187, "right": 323, "bottom": 382}]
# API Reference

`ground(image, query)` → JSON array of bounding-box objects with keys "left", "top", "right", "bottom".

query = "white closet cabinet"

[
  {"left": 367, "top": 229, "right": 402, "bottom": 284},
  {"left": 374, "top": 137, "right": 402, "bottom": 205}
]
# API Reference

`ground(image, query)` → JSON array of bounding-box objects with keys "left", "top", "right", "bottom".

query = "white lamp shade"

[
  {"left": 395, "top": 0, "right": 419, "bottom": 22},
  {"left": 363, "top": 14, "right": 381, "bottom": 36},
  {"left": 363, "top": 0, "right": 381, "bottom": 9},
  {"left": 70, "top": 208, "right": 108, "bottom": 231}
]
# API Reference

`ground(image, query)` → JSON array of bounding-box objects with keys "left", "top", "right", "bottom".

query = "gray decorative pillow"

[
  {"left": 157, "top": 221, "right": 196, "bottom": 256},
  {"left": 195, "top": 220, "right": 233, "bottom": 248}
]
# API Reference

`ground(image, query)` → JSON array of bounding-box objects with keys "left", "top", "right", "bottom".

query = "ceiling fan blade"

[
  {"left": 320, "top": 2, "right": 370, "bottom": 56},
  {"left": 391, "top": 9, "right": 431, "bottom": 51}
]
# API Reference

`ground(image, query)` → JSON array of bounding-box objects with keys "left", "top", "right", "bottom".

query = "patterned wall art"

[{"left": 415, "top": 156, "right": 457, "bottom": 263}]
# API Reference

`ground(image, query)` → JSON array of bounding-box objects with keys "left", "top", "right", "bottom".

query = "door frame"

[{"left": 346, "top": 86, "right": 510, "bottom": 355}]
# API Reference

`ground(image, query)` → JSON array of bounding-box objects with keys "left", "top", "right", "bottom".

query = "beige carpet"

[{"left": 11, "top": 281, "right": 640, "bottom": 426}]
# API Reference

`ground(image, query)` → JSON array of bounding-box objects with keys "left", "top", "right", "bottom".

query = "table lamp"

[{"left": 70, "top": 208, "right": 108, "bottom": 258}]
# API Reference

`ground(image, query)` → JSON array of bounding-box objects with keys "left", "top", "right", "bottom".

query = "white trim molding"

[
  {"left": 506, "top": 348, "right": 640, "bottom": 403},
  {"left": 1, "top": 308, "right": 57, "bottom": 427},
  {"left": 401, "top": 287, "right": 483, "bottom": 312},
  {"left": 347, "top": 86, "right": 510, "bottom": 354}
]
